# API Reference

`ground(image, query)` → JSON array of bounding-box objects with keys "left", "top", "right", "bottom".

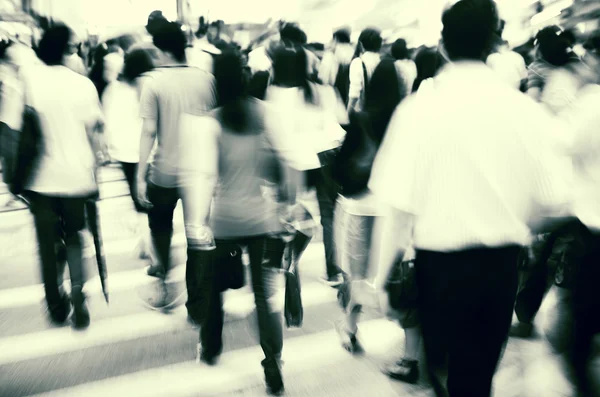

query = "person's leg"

[
  {"left": 384, "top": 309, "right": 421, "bottom": 384},
  {"left": 513, "top": 234, "right": 555, "bottom": 335},
  {"left": 146, "top": 184, "right": 179, "bottom": 277},
  {"left": 59, "top": 196, "right": 90, "bottom": 328},
  {"left": 247, "top": 236, "right": 285, "bottom": 395},
  {"left": 198, "top": 242, "right": 225, "bottom": 363},
  {"left": 445, "top": 247, "right": 519, "bottom": 397},
  {"left": 312, "top": 161, "right": 342, "bottom": 285},
  {"left": 28, "top": 192, "right": 69, "bottom": 323},
  {"left": 564, "top": 230, "right": 600, "bottom": 397}
]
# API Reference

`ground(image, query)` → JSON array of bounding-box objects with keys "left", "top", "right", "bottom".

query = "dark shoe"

[
  {"left": 509, "top": 322, "right": 534, "bottom": 339},
  {"left": 71, "top": 286, "right": 90, "bottom": 329},
  {"left": 321, "top": 273, "right": 344, "bottom": 288},
  {"left": 384, "top": 359, "right": 419, "bottom": 384},
  {"left": 48, "top": 294, "right": 71, "bottom": 325},
  {"left": 335, "top": 321, "right": 364, "bottom": 355},
  {"left": 262, "top": 359, "right": 284, "bottom": 396}
]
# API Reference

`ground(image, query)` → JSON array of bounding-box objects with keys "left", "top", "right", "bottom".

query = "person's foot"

[
  {"left": 138, "top": 280, "right": 185, "bottom": 312},
  {"left": 383, "top": 358, "right": 419, "bottom": 384},
  {"left": 262, "top": 359, "right": 285, "bottom": 396},
  {"left": 335, "top": 321, "right": 364, "bottom": 355},
  {"left": 70, "top": 286, "right": 90, "bottom": 329},
  {"left": 47, "top": 294, "right": 71, "bottom": 325},
  {"left": 145, "top": 264, "right": 165, "bottom": 279},
  {"left": 509, "top": 322, "right": 535, "bottom": 339},
  {"left": 321, "top": 273, "right": 344, "bottom": 288}
]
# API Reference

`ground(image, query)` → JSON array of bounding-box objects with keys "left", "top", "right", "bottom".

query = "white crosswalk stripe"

[{"left": 30, "top": 319, "right": 402, "bottom": 397}]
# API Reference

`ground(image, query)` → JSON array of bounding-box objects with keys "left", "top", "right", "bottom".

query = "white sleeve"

[{"left": 348, "top": 58, "right": 363, "bottom": 100}]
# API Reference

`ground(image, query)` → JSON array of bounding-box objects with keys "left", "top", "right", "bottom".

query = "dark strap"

[{"left": 361, "top": 60, "right": 369, "bottom": 89}]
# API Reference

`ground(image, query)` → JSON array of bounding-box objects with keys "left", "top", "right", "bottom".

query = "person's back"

[
  {"left": 209, "top": 99, "right": 282, "bottom": 238},
  {"left": 487, "top": 48, "right": 527, "bottom": 90},
  {"left": 24, "top": 63, "right": 100, "bottom": 195},
  {"left": 140, "top": 66, "right": 216, "bottom": 187},
  {"left": 103, "top": 79, "right": 142, "bottom": 163},
  {"left": 375, "top": 62, "right": 570, "bottom": 250}
]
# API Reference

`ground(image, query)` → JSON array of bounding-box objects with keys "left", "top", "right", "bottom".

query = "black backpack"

[{"left": 334, "top": 62, "right": 351, "bottom": 106}]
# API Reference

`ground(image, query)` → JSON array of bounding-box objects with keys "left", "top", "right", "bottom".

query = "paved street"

[{"left": 0, "top": 166, "right": 596, "bottom": 396}]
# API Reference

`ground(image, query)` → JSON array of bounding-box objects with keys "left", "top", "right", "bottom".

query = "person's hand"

[{"left": 136, "top": 178, "right": 153, "bottom": 210}]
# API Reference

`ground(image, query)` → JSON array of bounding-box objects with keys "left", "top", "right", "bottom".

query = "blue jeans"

[{"left": 198, "top": 236, "right": 285, "bottom": 364}]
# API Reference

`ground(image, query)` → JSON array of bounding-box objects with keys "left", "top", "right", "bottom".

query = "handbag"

[
  {"left": 385, "top": 259, "right": 418, "bottom": 311},
  {"left": 215, "top": 242, "right": 245, "bottom": 292},
  {"left": 4, "top": 75, "right": 43, "bottom": 196},
  {"left": 283, "top": 243, "right": 304, "bottom": 328}
]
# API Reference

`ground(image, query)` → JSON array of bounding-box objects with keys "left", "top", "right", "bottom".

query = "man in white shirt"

[
  {"left": 347, "top": 28, "right": 381, "bottom": 114},
  {"left": 318, "top": 29, "right": 354, "bottom": 105},
  {"left": 391, "top": 38, "right": 417, "bottom": 92},
  {"left": 368, "top": 1, "right": 572, "bottom": 395},
  {"left": 22, "top": 25, "right": 105, "bottom": 329}
]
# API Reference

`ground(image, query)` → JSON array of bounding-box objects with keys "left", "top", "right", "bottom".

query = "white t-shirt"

[
  {"left": 102, "top": 80, "right": 142, "bottom": 163},
  {"left": 265, "top": 84, "right": 347, "bottom": 171},
  {"left": 369, "top": 62, "right": 573, "bottom": 252},
  {"left": 23, "top": 65, "right": 102, "bottom": 196},
  {"left": 486, "top": 48, "right": 527, "bottom": 90}
]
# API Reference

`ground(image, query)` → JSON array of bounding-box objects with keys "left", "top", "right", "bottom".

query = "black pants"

[
  {"left": 415, "top": 246, "right": 520, "bottom": 397},
  {"left": 146, "top": 182, "right": 201, "bottom": 316},
  {"left": 307, "top": 149, "right": 340, "bottom": 278},
  {"left": 120, "top": 162, "right": 147, "bottom": 213},
  {"left": 26, "top": 192, "right": 88, "bottom": 307},
  {"left": 514, "top": 234, "right": 556, "bottom": 324},
  {"left": 561, "top": 227, "right": 600, "bottom": 397},
  {"left": 198, "top": 236, "right": 285, "bottom": 364}
]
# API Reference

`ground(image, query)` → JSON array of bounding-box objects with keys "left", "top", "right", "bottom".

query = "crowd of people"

[{"left": 1, "top": 0, "right": 600, "bottom": 396}]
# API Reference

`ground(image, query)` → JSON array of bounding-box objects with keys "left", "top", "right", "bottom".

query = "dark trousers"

[
  {"left": 415, "top": 246, "right": 520, "bottom": 397},
  {"left": 307, "top": 149, "right": 340, "bottom": 278},
  {"left": 146, "top": 183, "right": 201, "bottom": 316},
  {"left": 198, "top": 236, "right": 285, "bottom": 364},
  {"left": 26, "top": 192, "right": 87, "bottom": 307},
  {"left": 120, "top": 162, "right": 147, "bottom": 213},
  {"left": 562, "top": 228, "right": 600, "bottom": 397},
  {"left": 514, "top": 234, "right": 556, "bottom": 324}
]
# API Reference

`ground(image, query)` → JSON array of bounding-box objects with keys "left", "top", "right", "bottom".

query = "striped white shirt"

[{"left": 369, "top": 62, "right": 573, "bottom": 252}]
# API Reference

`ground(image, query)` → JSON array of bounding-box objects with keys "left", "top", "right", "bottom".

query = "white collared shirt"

[{"left": 369, "top": 62, "right": 573, "bottom": 252}]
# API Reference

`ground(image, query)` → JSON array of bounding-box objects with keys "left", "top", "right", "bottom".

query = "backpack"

[{"left": 334, "top": 62, "right": 351, "bottom": 106}]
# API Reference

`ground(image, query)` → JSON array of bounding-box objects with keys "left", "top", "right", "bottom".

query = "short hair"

[
  {"left": 535, "top": 26, "right": 573, "bottom": 66},
  {"left": 358, "top": 28, "right": 382, "bottom": 52},
  {"left": 122, "top": 48, "right": 154, "bottom": 83},
  {"left": 333, "top": 29, "right": 351, "bottom": 44},
  {"left": 391, "top": 39, "right": 409, "bottom": 60},
  {"left": 441, "top": 0, "right": 499, "bottom": 61},
  {"left": 37, "top": 24, "right": 72, "bottom": 66},
  {"left": 152, "top": 22, "right": 187, "bottom": 63},
  {"left": 146, "top": 10, "right": 168, "bottom": 37},
  {"left": 280, "top": 23, "right": 307, "bottom": 45}
]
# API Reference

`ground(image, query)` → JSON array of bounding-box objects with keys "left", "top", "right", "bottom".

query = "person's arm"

[
  {"left": 347, "top": 58, "right": 362, "bottom": 114},
  {"left": 136, "top": 79, "right": 159, "bottom": 207}
]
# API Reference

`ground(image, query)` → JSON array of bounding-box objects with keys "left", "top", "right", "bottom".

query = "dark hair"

[
  {"left": 122, "top": 48, "right": 154, "bottom": 83},
  {"left": 153, "top": 22, "right": 187, "bottom": 63},
  {"left": 333, "top": 29, "right": 351, "bottom": 44},
  {"left": 214, "top": 49, "right": 251, "bottom": 133},
  {"left": 364, "top": 59, "right": 407, "bottom": 144},
  {"left": 441, "top": 0, "right": 499, "bottom": 61},
  {"left": 271, "top": 44, "right": 315, "bottom": 104},
  {"left": 391, "top": 39, "right": 409, "bottom": 60},
  {"left": 412, "top": 47, "right": 446, "bottom": 92},
  {"left": 358, "top": 28, "right": 382, "bottom": 53},
  {"left": 196, "top": 16, "right": 208, "bottom": 38},
  {"left": 37, "top": 24, "right": 72, "bottom": 66},
  {"left": 535, "top": 26, "right": 575, "bottom": 67},
  {"left": 146, "top": 10, "right": 168, "bottom": 37},
  {"left": 280, "top": 23, "right": 307, "bottom": 45},
  {"left": 584, "top": 30, "right": 600, "bottom": 55},
  {"left": 89, "top": 43, "right": 110, "bottom": 97}
]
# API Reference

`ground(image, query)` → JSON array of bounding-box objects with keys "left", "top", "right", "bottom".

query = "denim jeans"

[
  {"left": 26, "top": 192, "right": 87, "bottom": 306},
  {"left": 198, "top": 236, "right": 285, "bottom": 364},
  {"left": 307, "top": 149, "right": 341, "bottom": 278},
  {"left": 147, "top": 183, "right": 203, "bottom": 316}
]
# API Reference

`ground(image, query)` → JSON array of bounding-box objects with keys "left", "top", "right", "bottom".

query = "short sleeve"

[
  {"left": 368, "top": 98, "right": 421, "bottom": 215},
  {"left": 139, "top": 77, "right": 159, "bottom": 120}
]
